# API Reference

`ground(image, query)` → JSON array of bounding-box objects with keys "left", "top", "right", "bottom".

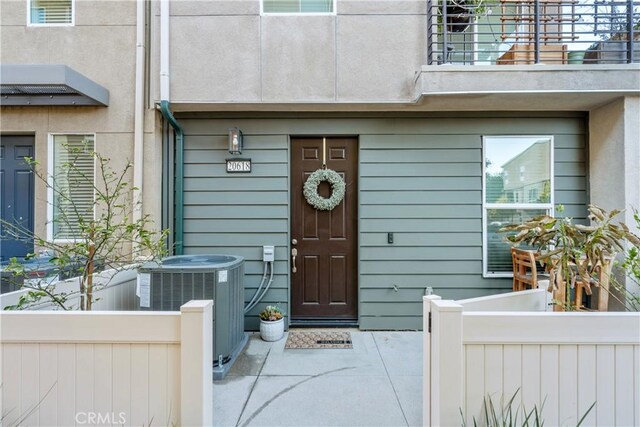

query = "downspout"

[
  {"left": 159, "top": 0, "right": 184, "bottom": 255},
  {"left": 160, "top": 101, "right": 184, "bottom": 255},
  {"left": 132, "top": 0, "right": 145, "bottom": 254}
]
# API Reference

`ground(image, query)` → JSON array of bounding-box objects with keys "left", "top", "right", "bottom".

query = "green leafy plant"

[
  {"left": 1, "top": 145, "right": 168, "bottom": 310},
  {"left": 439, "top": 0, "right": 488, "bottom": 34},
  {"left": 448, "top": 0, "right": 487, "bottom": 16},
  {"left": 461, "top": 389, "right": 595, "bottom": 427},
  {"left": 500, "top": 205, "right": 640, "bottom": 310},
  {"left": 259, "top": 305, "right": 284, "bottom": 322},
  {"left": 610, "top": 210, "right": 640, "bottom": 311}
]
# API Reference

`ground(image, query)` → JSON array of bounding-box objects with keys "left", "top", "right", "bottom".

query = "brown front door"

[{"left": 291, "top": 137, "right": 358, "bottom": 321}]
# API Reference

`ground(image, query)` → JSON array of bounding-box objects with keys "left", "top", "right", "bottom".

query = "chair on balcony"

[{"left": 511, "top": 248, "right": 549, "bottom": 291}]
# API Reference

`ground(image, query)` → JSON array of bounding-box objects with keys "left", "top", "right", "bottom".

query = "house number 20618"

[{"left": 226, "top": 159, "right": 251, "bottom": 173}]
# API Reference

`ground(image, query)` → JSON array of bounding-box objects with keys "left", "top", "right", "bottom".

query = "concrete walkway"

[{"left": 213, "top": 330, "right": 422, "bottom": 427}]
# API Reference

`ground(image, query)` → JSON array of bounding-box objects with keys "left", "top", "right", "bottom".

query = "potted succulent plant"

[{"left": 259, "top": 305, "right": 285, "bottom": 342}]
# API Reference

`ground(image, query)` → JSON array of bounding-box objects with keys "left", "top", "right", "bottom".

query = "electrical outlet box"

[{"left": 263, "top": 245, "right": 275, "bottom": 262}]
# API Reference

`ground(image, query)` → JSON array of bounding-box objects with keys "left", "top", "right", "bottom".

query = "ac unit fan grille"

[{"left": 151, "top": 271, "right": 215, "bottom": 311}]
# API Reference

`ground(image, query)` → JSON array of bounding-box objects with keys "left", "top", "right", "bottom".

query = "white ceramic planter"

[{"left": 259, "top": 318, "right": 285, "bottom": 342}]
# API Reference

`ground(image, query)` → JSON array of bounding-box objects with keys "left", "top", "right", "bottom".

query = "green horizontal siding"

[
  {"left": 359, "top": 274, "right": 516, "bottom": 289},
  {"left": 361, "top": 162, "right": 481, "bottom": 177},
  {"left": 360, "top": 205, "right": 481, "bottom": 218},
  {"left": 360, "top": 246, "right": 480, "bottom": 260},
  {"left": 185, "top": 191, "right": 288, "bottom": 205},
  {"left": 184, "top": 205, "right": 288, "bottom": 219},
  {"left": 358, "top": 126, "right": 587, "bottom": 330},
  {"left": 184, "top": 177, "right": 287, "bottom": 191},
  {"left": 360, "top": 149, "right": 480, "bottom": 163},
  {"left": 360, "top": 190, "right": 481, "bottom": 205},
  {"left": 360, "top": 261, "right": 483, "bottom": 274},
  {"left": 183, "top": 132, "right": 289, "bottom": 331},
  {"left": 180, "top": 115, "right": 588, "bottom": 331},
  {"left": 361, "top": 218, "right": 481, "bottom": 232},
  {"left": 360, "top": 232, "right": 480, "bottom": 246}
]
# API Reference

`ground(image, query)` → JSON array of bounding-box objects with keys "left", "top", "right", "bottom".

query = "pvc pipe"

[
  {"left": 245, "top": 262, "right": 269, "bottom": 313},
  {"left": 133, "top": 0, "right": 145, "bottom": 238},
  {"left": 160, "top": 0, "right": 170, "bottom": 100},
  {"left": 246, "top": 262, "right": 275, "bottom": 313}
]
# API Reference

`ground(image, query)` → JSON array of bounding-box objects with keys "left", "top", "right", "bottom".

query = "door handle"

[{"left": 291, "top": 248, "right": 298, "bottom": 273}]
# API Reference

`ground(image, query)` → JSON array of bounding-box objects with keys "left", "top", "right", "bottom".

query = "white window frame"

[
  {"left": 47, "top": 133, "right": 96, "bottom": 243},
  {"left": 260, "top": 0, "right": 337, "bottom": 16},
  {"left": 27, "top": 0, "right": 75, "bottom": 27},
  {"left": 482, "top": 135, "right": 555, "bottom": 278}
]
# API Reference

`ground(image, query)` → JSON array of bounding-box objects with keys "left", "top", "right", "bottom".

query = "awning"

[{"left": 0, "top": 64, "right": 109, "bottom": 106}]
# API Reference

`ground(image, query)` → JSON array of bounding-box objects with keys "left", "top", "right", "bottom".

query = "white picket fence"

[
  {"left": 0, "top": 300, "right": 213, "bottom": 426},
  {"left": 423, "top": 290, "right": 640, "bottom": 427}
]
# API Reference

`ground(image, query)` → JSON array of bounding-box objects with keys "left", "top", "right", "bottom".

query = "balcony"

[
  {"left": 414, "top": 0, "right": 640, "bottom": 111},
  {"left": 426, "top": 0, "right": 640, "bottom": 65}
]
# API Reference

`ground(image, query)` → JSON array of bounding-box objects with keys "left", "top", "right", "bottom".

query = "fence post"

[
  {"left": 423, "top": 294, "right": 442, "bottom": 427},
  {"left": 180, "top": 300, "right": 213, "bottom": 426},
  {"left": 430, "top": 299, "right": 464, "bottom": 427}
]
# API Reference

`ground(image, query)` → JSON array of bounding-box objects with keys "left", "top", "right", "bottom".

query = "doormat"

[{"left": 285, "top": 331, "right": 353, "bottom": 349}]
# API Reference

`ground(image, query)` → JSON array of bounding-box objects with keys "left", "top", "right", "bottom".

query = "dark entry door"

[
  {"left": 0, "top": 135, "right": 35, "bottom": 261},
  {"left": 291, "top": 137, "right": 358, "bottom": 321}
]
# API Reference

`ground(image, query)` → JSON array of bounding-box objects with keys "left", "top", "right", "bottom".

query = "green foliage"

[
  {"left": 611, "top": 210, "right": 640, "bottom": 311},
  {"left": 461, "top": 389, "right": 595, "bottom": 427},
  {"left": 500, "top": 205, "right": 640, "bottom": 309},
  {"left": 1, "top": 145, "right": 169, "bottom": 310},
  {"left": 448, "top": 0, "right": 488, "bottom": 17},
  {"left": 2, "top": 382, "right": 56, "bottom": 425}
]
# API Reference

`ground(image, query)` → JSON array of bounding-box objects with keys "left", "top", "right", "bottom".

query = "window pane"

[
  {"left": 485, "top": 136, "right": 551, "bottom": 204},
  {"left": 264, "top": 0, "right": 333, "bottom": 13},
  {"left": 486, "top": 208, "right": 547, "bottom": 274},
  {"left": 264, "top": 0, "right": 299, "bottom": 13},
  {"left": 52, "top": 135, "right": 94, "bottom": 240},
  {"left": 31, "top": 0, "right": 72, "bottom": 24},
  {"left": 301, "top": 0, "right": 333, "bottom": 12}
]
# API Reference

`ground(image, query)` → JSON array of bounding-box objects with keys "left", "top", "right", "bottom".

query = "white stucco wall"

[
  {"left": 589, "top": 96, "right": 640, "bottom": 225},
  {"left": 589, "top": 96, "right": 640, "bottom": 306}
]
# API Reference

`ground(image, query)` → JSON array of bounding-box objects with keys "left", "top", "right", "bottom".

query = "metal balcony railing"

[{"left": 427, "top": 0, "right": 640, "bottom": 65}]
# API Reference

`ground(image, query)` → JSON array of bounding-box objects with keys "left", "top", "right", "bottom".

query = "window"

[
  {"left": 29, "top": 0, "right": 73, "bottom": 25},
  {"left": 262, "top": 0, "right": 335, "bottom": 14},
  {"left": 48, "top": 134, "right": 95, "bottom": 241},
  {"left": 483, "top": 136, "right": 553, "bottom": 276}
]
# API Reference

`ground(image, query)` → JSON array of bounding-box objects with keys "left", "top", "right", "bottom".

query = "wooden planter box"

[{"left": 497, "top": 44, "right": 568, "bottom": 65}]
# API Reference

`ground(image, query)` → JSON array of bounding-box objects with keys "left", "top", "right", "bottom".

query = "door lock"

[
  {"left": 291, "top": 248, "right": 298, "bottom": 273},
  {"left": 292, "top": 239, "right": 297, "bottom": 245}
]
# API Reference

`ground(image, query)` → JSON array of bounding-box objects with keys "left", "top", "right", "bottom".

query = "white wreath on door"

[{"left": 303, "top": 168, "right": 346, "bottom": 211}]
